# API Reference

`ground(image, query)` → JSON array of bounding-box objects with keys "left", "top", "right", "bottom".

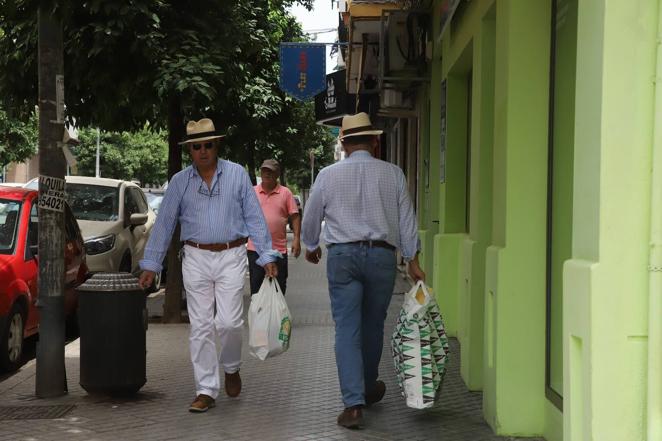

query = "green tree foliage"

[
  {"left": 0, "top": 0, "right": 332, "bottom": 323},
  {"left": 0, "top": 0, "right": 332, "bottom": 186},
  {"left": 72, "top": 125, "right": 168, "bottom": 187},
  {"left": 0, "top": 106, "right": 37, "bottom": 167}
]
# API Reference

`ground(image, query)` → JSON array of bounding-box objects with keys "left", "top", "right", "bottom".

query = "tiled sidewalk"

[{"left": 0, "top": 248, "right": 544, "bottom": 441}]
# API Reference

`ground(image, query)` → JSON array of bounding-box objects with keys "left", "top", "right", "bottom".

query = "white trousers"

[{"left": 182, "top": 244, "right": 247, "bottom": 399}]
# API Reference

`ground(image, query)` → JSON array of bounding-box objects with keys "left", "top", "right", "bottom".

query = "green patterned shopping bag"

[{"left": 391, "top": 281, "right": 450, "bottom": 409}]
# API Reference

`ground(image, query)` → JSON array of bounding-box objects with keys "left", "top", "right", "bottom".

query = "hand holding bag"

[{"left": 248, "top": 277, "right": 292, "bottom": 360}]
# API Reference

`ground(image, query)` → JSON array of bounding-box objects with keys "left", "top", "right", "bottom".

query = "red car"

[{"left": 0, "top": 187, "right": 88, "bottom": 372}]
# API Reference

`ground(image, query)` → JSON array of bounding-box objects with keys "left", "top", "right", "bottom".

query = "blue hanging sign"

[{"left": 279, "top": 43, "right": 326, "bottom": 101}]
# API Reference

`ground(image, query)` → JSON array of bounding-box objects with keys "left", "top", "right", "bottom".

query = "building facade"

[{"left": 320, "top": 1, "right": 661, "bottom": 440}]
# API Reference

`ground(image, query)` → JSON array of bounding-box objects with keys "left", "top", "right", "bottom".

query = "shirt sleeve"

[
  {"left": 240, "top": 169, "right": 278, "bottom": 265},
  {"left": 301, "top": 170, "right": 326, "bottom": 251},
  {"left": 285, "top": 188, "right": 298, "bottom": 216},
  {"left": 395, "top": 167, "right": 420, "bottom": 261},
  {"left": 139, "top": 175, "right": 184, "bottom": 273}
]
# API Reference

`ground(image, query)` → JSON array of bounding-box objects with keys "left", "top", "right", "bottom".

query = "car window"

[
  {"left": 130, "top": 188, "right": 148, "bottom": 214},
  {"left": 25, "top": 202, "right": 38, "bottom": 259},
  {"left": 66, "top": 183, "right": 119, "bottom": 221},
  {"left": 0, "top": 199, "right": 21, "bottom": 255},
  {"left": 124, "top": 187, "right": 141, "bottom": 217},
  {"left": 64, "top": 203, "right": 80, "bottom": 242}
]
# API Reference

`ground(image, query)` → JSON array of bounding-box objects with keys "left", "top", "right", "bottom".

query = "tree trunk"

[
  {"left": 35, "top": 4, "right": 67, "bottom": 397},
  {"left": 162, "top": 94, "right": 184, "bottom": 324},
  {"left": 280, "top": 164, "right": 287, "bottom": 187},
  {"left": 247, "top": 140, "right": 257, "bottom": 185}
]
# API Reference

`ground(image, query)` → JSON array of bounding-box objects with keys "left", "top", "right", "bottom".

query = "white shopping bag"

[
  {"left": 248, "top": 277, "right": 292, "bottom": 360},
  {"left": 391, "top": 280, "right": 449, "bottom": 409}
]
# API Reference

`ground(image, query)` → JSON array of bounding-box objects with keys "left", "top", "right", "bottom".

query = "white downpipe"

[{"left": 648, "top": 3, "right": 662, "bottom": 440}]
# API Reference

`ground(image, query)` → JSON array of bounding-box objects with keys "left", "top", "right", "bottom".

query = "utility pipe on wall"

[{"left": 647, "top": 3, "right": 662, "bottom": 440}]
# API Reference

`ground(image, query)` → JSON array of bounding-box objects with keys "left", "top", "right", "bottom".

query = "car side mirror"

[{"left": 129, "top": 213, "right": 148, "bottom": 227}]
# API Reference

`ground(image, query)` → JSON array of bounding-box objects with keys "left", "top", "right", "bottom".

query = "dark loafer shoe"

[
  {"left": 365, "top": 380, "right": 386, "bottom": 406},
  {"left": 189, "top": 394, "right": 215, "bottom": 413},
  {"left": 337, "top": 406, "right": 364, "bottom": 430},
  {"left": 225, "top": 371, "right": 242, "bottom": 397}
]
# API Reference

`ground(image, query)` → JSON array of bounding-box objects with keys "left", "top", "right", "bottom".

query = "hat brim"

[
  {"left": 179, "top": 134, "right": 226, "bottom": 145},
  {"left": 339, "top": 129, "right": 383, "bottom": 141}
]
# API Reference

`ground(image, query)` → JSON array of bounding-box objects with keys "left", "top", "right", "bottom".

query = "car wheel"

[{"left": 0, "top": 303, "right": 25, "bottom": 372}]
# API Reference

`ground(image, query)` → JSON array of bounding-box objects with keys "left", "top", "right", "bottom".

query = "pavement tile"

[{"left": 0, "top": 243, "right": 544, "bottom": 441}]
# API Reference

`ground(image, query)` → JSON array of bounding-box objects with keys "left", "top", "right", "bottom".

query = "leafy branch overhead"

[{"left": 0, "top": 0, "right": 334, "bottom": 190}]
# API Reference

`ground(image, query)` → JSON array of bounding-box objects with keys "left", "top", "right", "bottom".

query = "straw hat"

[
  {"left": 339, "top": 112, "right": 383, "bottom": 141},
  {"left": 179, "top": 118, "right": 225, "bottom": 145}
]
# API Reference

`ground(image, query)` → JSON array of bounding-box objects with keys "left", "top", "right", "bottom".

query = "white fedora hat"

[
  {"left": 339, "top": 112, "right": 383, "bottom": 141},
  {"left": 179, "top": 118, "right": 226, "bottom": 145}
]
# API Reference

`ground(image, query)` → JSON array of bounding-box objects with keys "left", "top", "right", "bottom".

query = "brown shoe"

[
  {"left": 337, "top": 406, "right": 364, "bottom": 430},
  {"left": 365, "top": 380, "right": 386, "bottom": 406},
  {"left": 225, "top": 371, "right": 242, "bottom": 397},
  {"left": 189, "top": 394, "right": 215, "bottom": 413}
]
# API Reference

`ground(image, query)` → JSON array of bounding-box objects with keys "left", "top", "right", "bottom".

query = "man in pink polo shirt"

[{"left": 247, "top": 159, "right": 301, "bottom": 294}]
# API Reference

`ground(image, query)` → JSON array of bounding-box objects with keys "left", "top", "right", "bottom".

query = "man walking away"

[
  {"left": 247, "top": 159, "right": 301, "bottom": 295},
  {"left": 302, "top": 112, "right": 425, "bottom": 430},
  {"left": 138, "top": 118, "right": 278, "bottom": 413}
]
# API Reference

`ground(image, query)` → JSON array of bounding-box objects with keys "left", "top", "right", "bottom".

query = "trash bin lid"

[{"left": 77, "top": 272, "right": 143, "bottom": 292}]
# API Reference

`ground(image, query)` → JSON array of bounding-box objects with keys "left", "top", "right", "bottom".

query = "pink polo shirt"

[{"left": 247, "top": 184, "right": 299, "bottom": 255}]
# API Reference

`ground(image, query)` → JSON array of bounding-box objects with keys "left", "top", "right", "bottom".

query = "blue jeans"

[{"left": 326, "top": 243, "right": 397, "bottom": 407}]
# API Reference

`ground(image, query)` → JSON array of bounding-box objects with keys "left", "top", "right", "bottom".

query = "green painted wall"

[
  {"left": 457, "top": 6, "right": 497, "bottom": 392},
  {"left": 417, "top": 81, "right": 437, "bottom": 281},
  {"left": 482, "top": 0, "right": 551, "bottom": 435},
  {"left": 430, "top": 0, "right": 553, "bottom": 435},
  {"left": 563, "top": 1, "right": 657, "bottom": 440}
]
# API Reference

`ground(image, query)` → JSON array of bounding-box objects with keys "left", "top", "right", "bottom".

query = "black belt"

[
  {"left": 183, "top": 238, "right": 247, "bottom": 251},
  {"left": 328, "top": 240, "right": 395, "bottom": 251}
]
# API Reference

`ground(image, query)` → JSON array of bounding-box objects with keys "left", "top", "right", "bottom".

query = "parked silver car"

[{"left": 26, "top": 176, "right": 158, "bottom": 290}]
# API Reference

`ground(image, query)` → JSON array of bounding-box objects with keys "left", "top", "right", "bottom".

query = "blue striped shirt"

[
  {"left": 301, "top": 150, "right": 420, "bottom": 260},
  {"left": 140, "top": 159, "right": 276, "bottom": 272}
]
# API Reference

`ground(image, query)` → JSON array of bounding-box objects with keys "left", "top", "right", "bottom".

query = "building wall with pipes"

[
  {"left": 329, "top": 1, "right": 658, "bottom": 437},
  {"left": 420, "top": 0, "right": 660, "bottom": 440}
]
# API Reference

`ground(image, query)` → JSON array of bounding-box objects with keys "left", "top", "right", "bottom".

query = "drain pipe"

[{"left": 647, "top": 4, "right": 662, "bottom": 440}]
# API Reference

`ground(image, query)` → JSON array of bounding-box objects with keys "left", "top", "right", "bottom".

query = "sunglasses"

[{"left": 191, "top": 142, "right": 214, "bottom": 151}]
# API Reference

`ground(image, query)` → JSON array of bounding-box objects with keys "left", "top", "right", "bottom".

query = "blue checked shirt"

[
  {"left": 302, "top": 150, "right": 420, "bottom": 261},
  {"left": 140, "top": 160, "right": 277, "bottom": 273}
]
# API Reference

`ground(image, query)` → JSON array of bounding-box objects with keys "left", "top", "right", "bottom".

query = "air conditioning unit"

[
  {"left": 379, "top": 10, "right": 429, "bottom": 86},
  {"left": 386, "top": 11, "right": 411, "bottom": 73},
  {"left": 380, "top": 88, "right": 414, "bottom": 111}
]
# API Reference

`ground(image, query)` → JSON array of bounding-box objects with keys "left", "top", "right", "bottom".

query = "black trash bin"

[{"left": 77, "top": 272, "right": 147, "bottom": 395}]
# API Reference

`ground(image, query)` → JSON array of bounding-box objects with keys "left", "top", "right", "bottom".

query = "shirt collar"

[
  {"left": 259, "top": 183, "right": 281, "bottom": 194},
  {"left": 346, "top": 150, "right": 373, "bottom": 160},
  {"left": 189, "top": 160, "right": 223, "bottom": 179}
]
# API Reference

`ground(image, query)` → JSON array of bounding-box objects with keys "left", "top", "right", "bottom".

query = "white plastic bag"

[
  {"left": 248, "top": 277, "right": 292, "bottom": 360},
  {"left": 391, "top": 280, "right": 449, "bottom": 409}
]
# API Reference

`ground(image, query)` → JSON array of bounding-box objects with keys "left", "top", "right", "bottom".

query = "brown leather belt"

[
  {"left": 328, "top": 240, "right": 395, "bottom": 251},
  {"left": 183, "top": 238, "right": 247, "bottom": 252}
]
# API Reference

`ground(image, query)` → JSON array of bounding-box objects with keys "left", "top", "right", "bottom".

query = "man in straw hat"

[
  {"left": 138, "top": 118, "right": 279, "bottom": 413},
  {"left": 302, "top": 112, "right": 425, "bottom": 430}
]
